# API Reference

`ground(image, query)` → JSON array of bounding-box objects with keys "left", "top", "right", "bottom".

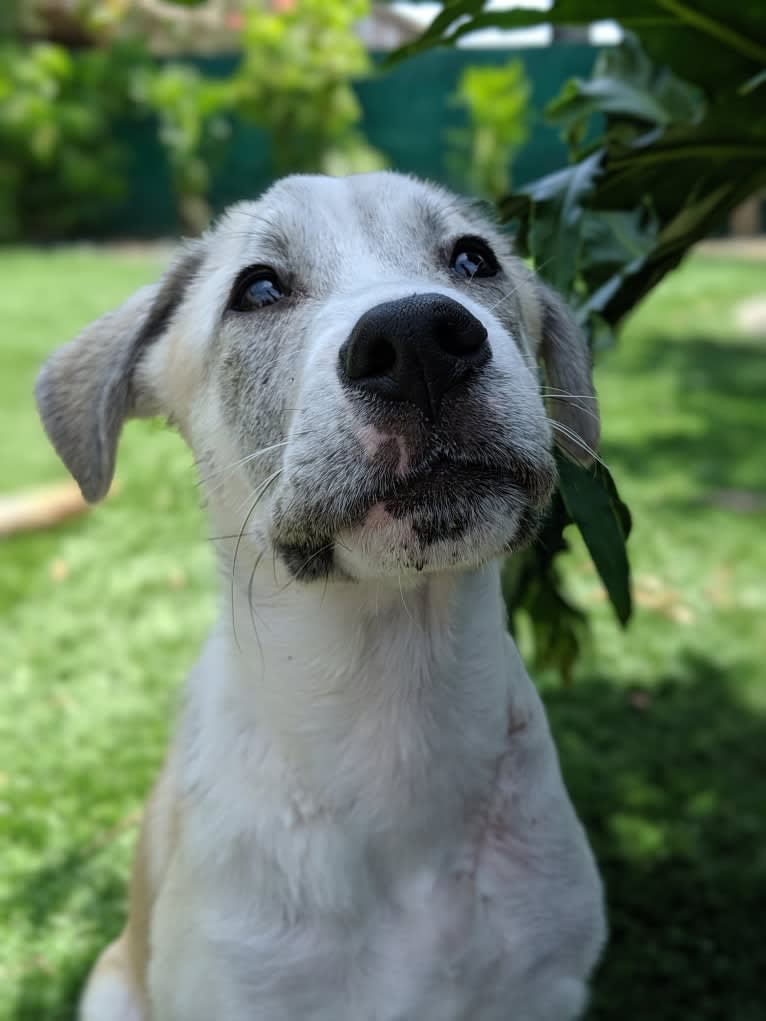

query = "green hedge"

[{"left": 2, "top": 45, "right": 596, "bottom": 240}]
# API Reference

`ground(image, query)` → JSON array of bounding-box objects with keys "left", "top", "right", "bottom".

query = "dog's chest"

[
  {"left": 201, "top": 835, "right": 595, "bottom": 1021},
  {"left": 279, "top": 868, "right": 515, "bottom": 1021},
  {"left": 152, "top": 670, "right": 604, "bottom": 1020},
  {"left": 156, "top": 770, "right": 602, "bottom": 1021}
]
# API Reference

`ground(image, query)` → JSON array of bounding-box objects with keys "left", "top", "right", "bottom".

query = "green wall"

[{"left": 103, "top": 44, "right": 597, "bottom": 237}]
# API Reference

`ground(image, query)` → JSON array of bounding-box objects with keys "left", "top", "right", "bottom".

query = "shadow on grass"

[
  {"left": 6, "top": 839, "right": 128, "bottom": 1020},
  {"left": 547, "top": 653, "right": 766, "bottom": 1021},
  {"left": 7, "top": 653, "right": 765, "bottom": 1020},
  {"left": 605, "top": 335, "right": 766, "bottom": 497}
]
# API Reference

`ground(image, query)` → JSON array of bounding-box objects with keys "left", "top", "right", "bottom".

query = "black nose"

[{"left": 338, "top": 293, "right": 490, "bottom": 421}]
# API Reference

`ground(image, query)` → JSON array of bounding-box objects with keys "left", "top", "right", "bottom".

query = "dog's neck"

[{"left": 198, "top": 552, "right": 518, "bottom": 831}]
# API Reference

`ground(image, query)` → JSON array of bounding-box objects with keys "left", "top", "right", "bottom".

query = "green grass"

[{"left": 1, "top": 246, "right": 765, "bottom": 1019}]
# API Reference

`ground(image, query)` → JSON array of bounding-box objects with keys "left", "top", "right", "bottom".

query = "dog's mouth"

[
  {"left": 372, "top": 456, "right": 545, "bottom": 539},
  {"left": 272, "top": 450, "right": 556, "bottom": 582},
  {"left": 380, "top": 455, "right": 548, "bottom": 510}
]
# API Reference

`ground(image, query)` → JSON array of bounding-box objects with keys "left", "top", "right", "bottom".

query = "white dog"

[{"left": 36, "top": 172, "right": 605, "bottom": 1021}]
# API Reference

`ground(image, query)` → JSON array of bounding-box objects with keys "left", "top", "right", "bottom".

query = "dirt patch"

[{"left": 697, "top": 237, "right": 766, "bottom": 260}]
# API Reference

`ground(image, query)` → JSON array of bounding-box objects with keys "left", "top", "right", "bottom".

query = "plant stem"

[{"left": 654, "top": 0, "right": 766, "bottom": 66}]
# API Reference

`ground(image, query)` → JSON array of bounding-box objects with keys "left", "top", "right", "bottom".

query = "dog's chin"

[
  {"left": 274, "top": 472, "right": 551, "bottom": 586},
  {"left": 334, "top": 497, "right": 540, "bottom": 583},
  {"left": 271, "top": 453, "right": 555, "bottom": 583}
]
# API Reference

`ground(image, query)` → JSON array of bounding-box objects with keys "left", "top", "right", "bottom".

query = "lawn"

[{"left": 1, "top": 245, "right": 765, "bottom": 1020}]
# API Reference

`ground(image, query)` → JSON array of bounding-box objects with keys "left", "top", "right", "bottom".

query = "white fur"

[{"left": 144, "top": 561, "right": 604, "bottom": 1021}]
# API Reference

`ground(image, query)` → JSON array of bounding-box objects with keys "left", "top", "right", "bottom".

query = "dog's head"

[{"left": 36, "top": 173, "right": 598, "bottom": 583}]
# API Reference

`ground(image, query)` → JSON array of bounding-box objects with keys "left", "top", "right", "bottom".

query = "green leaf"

[
  {"left": 580, "top": 207, "right": 658, "bottom": 281},
  {"left": 392, "top": 1, "right": 766, "bottom": 99},
  {"left": 501, "top": 39, "right": 766, "bottom": 334},
  {"left": 635, "top": 1, "right": 766, "bottom": 95},
  {"left": 502, "top": 151, "right": 602, "bottom": 296},
  {"left": 741, "top": 68, "right": 766, "bottom": 94},
  {"left": 556, "top": 452, "right": 633, "bottom": 626},
  {"left": 547, "top": 36, "right": 702, "bottom": 153},
  {"left": 503, "top": 492, "right": 589, "bottom": 684},
  {"left": 552, "top": 74, "right": 675, "bottom": 127},
  {"left": 386, "top": 0, "right": 484, "bottom": 64},
  {"left": 582, "top": 311, "right": 617, "bottom": 353}
]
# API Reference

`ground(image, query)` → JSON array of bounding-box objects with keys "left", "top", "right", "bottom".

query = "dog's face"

[{"left": 36, "top": 173, "right": 598, "bottom": 584}]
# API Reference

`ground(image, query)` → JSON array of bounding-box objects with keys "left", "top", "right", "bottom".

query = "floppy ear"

[
  {"left": 535, "top": 283, "right": 600, "bottom": 464},
  {"left": 35, "top": 244, "right": 203, "bottom": 503}
]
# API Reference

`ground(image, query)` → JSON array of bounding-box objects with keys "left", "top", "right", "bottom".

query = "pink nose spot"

[{"left": 356, "top": 424, "right": 410, "bottom": 476}]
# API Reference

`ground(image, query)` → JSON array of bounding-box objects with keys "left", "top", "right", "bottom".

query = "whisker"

[
  {"left": 548, "top": 421, "right": 608, "bottom": 471},
  {"left": 482, "top": 256, "right": 558, "bottom": 315},
  {"left": 247, "top": 549, "right": 266, "bottom": 665},
  {"left": 319, "top": 562, "right": 331, "bottom": 608},
  {"left": 205, "top": 452, "right": 289, "bottom": 508},
  {"left": 535, "top": 253, "right": 559, "bottom": 273},
  {"left": 276, "top": 541, "right": 337, "bottom": 595},
  {"left": 397, "top": 572, "right": 418, "bottom": 631},
  {"left": 529, "top": 254, "right": 556, "bottom": 279},
  {"left": 230, "top": 468, "right": 283, "bottom": 652},
  {"left": 484, "top": 279, "right": 525, "bottom": 316},
  {"left": 542, "top": 394, "right": 600, "bottom": 424},
  {"left": 197, "top": 441, "right": 288, "bottom": 488},
  {"left": 465, "top": 259, "right": 483, "bottom": 285},
  {"left": 540, "top": 387, "right": 599, "bottom": 401},
  {"left": 208, "top": 530, "right": 261, "bottom": 542},
  {"left": 483, "top": 259, "right": 548, "bottom": 315}
]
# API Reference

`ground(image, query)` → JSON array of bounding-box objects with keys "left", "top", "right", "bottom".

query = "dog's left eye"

[
  {"left": 230, "top": 267, "right": 287, "bottom": 311},
  {"left": 450, "top": 237, "right": 499, "bottom": 280}
]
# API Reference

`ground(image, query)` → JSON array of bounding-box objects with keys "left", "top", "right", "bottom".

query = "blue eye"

[
  {"left": 450, "top": 237, "right": 499, "bottom": 280},
  {"left": 230, "top": 267, "right": 286, "bottom": 311}
]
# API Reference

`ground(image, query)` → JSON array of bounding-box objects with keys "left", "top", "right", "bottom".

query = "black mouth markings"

[
  {"left": 382, "top": 456, "right": 552, "bottom": 543},
  {"left": 382, "top": 462, "right": 496, "bottom": 545},
  {"left": 411, "top": 514, "right": 469, "bottom": 546},
  {"left": 278, "top": 540, "right": 335, "bottom": 582},
  {"left": 503, "top": 502, "right": 543, "bottom": 554},
  {"left": 275, "top": 453, "right": 556, "bottom": 581}
]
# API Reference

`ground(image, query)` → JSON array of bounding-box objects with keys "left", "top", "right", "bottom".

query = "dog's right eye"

[{"left": 229, "top": 267, "right": 287, "bottom": 311}]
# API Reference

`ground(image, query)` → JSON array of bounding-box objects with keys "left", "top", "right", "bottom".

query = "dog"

[{"left": 36, "top": 172, "right": 606, "bottom": 1020}]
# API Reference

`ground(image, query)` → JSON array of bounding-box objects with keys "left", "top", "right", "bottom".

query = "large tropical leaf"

[
  {"left": 394, "top": 0, "right": 766, "bottom": 99},
  {"left": 500, "top": 35, "right": 766, "bottom": 339},
  {"left": 393, "top": 1, "right": 766, "bottom": 673}
]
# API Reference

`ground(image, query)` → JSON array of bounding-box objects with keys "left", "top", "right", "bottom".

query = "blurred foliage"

[
  {"left": 396, "top": 0, "right": 766, "bottom": 677},
  {"left": 234, "top": 0, "right": 384, "bottom": 177},
  {"left": 131, "top": 61, "right": 232, "bottom": 232},
  {"left": 503, "top": 488, "right": 587, "bottom": 686},
  {"left": 0, "top": 0, "right": 383, "bottom": 238},
  {"left": 0, "top": 0, "right": 21, "bottom": 37},
  {"left": 0, "top": 41, "right": 142, "bottom": 240},
  {"left": 450, "top": 59, "right": 529, "bottom": 200}
]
